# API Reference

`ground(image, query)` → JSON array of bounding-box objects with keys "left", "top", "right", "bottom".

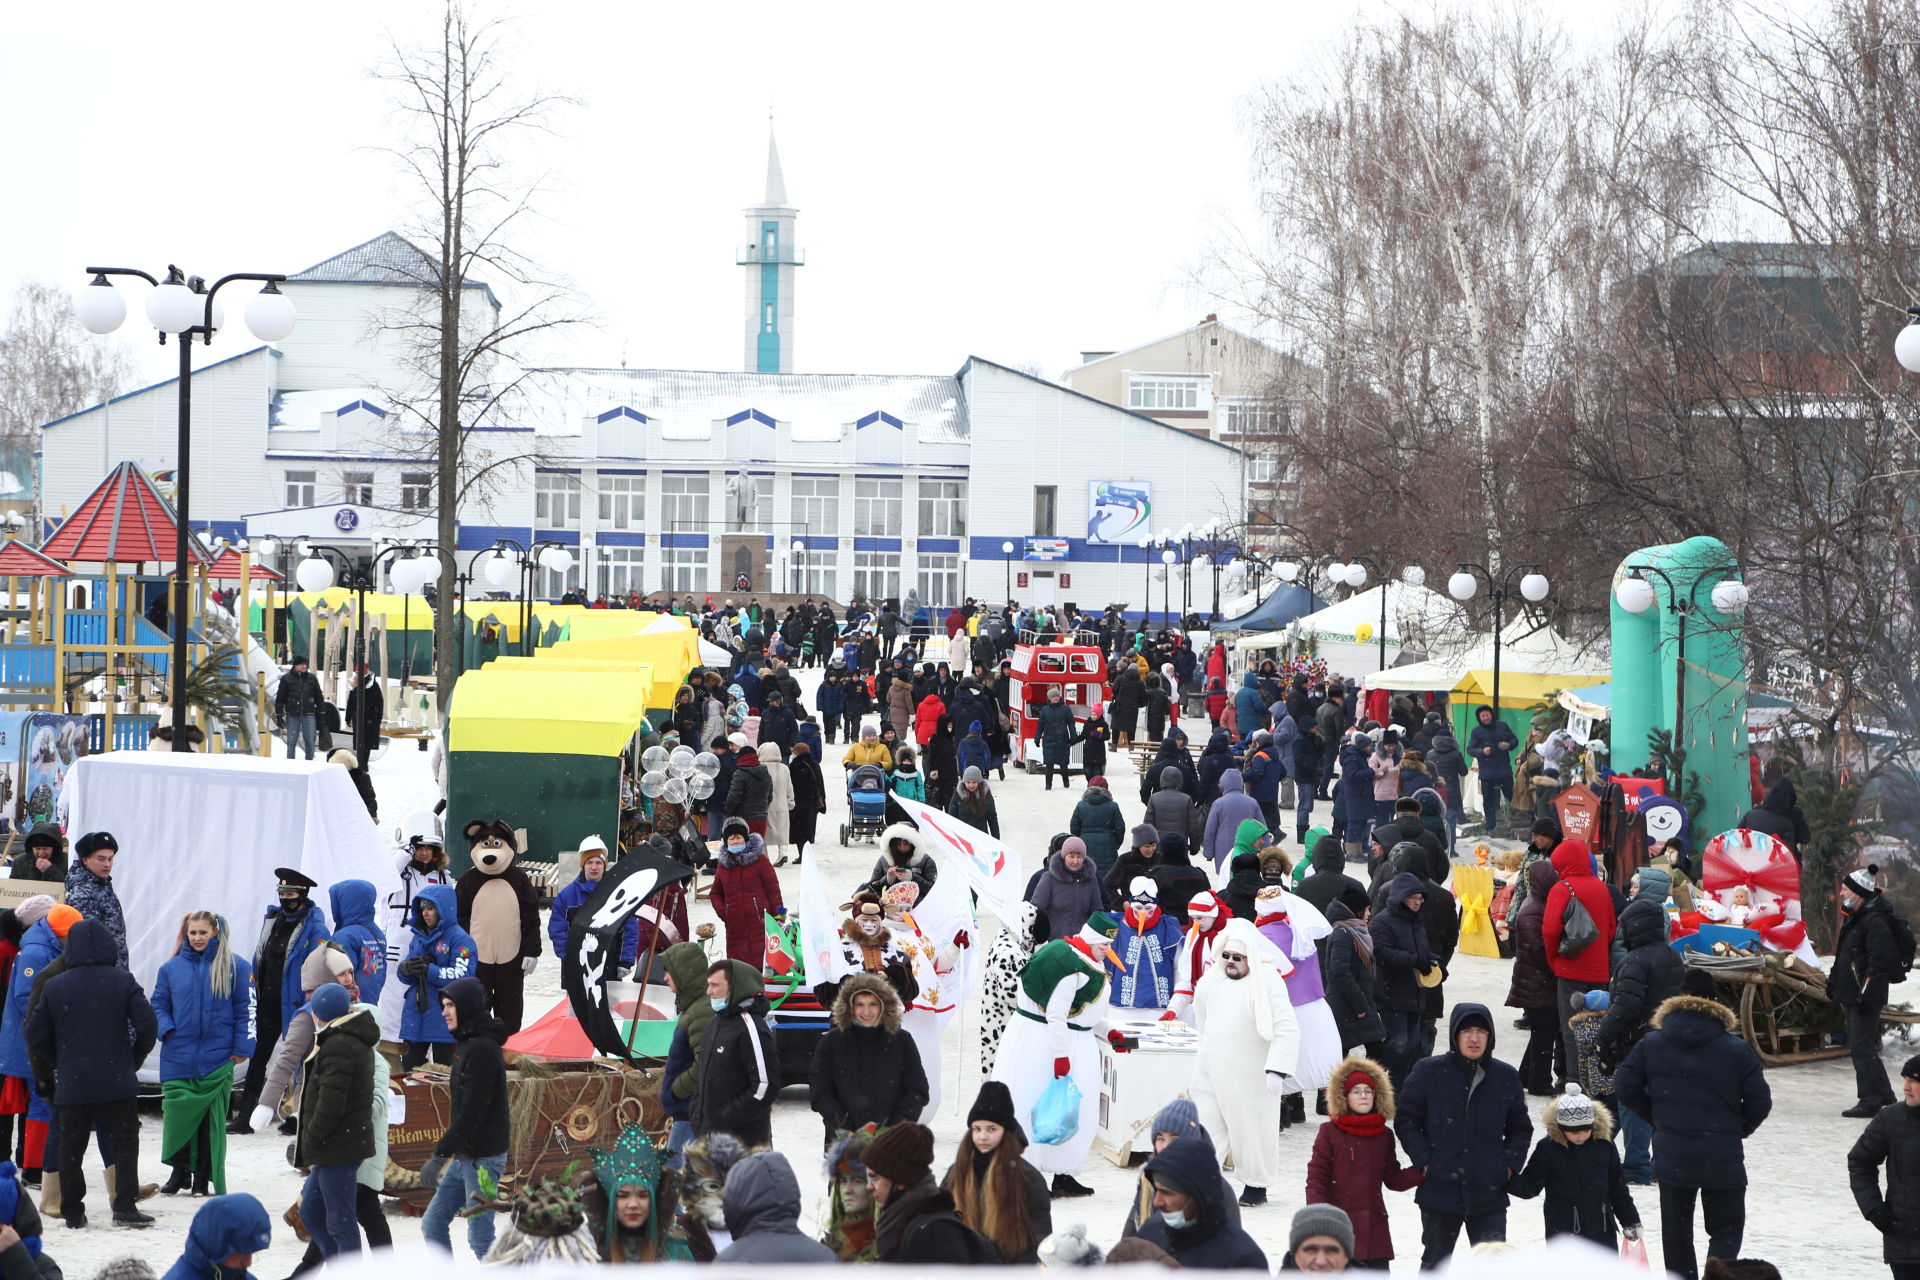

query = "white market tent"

[
  {"left": 1234, "top": 581, "right": 1469, "bottom": 674},
  {"left": 1361, "top": 617, "right": 1610, "bottom": 709}
]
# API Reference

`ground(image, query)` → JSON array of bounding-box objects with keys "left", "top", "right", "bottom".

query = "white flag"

[
  {"left": 796, "top": 842, "right": 854, "bottom": 987},
  {"left": 892, "top": 794, "right": 1027, "bottom": 922}
]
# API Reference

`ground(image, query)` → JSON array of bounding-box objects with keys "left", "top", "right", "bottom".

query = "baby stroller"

[{"left": 841, "top": 763, "right": 889, "bottom": 845}]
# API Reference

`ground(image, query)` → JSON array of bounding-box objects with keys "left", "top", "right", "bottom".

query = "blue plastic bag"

[{"left": 1030, "top": 1075, "right": 1083, "bottom": 1146}]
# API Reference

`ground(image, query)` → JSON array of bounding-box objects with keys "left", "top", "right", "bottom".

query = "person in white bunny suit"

[{"left": 1190, "top": 917, "right": 1301, "bottom": 1208}]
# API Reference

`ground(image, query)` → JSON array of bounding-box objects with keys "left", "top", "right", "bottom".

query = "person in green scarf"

[{"left": 152, "top": 911, "right": 256, "bottom": 1196}]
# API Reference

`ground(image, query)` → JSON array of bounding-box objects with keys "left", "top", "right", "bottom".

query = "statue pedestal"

[{"left": 719, "top": 535, "right": 770, "bottom": 593}]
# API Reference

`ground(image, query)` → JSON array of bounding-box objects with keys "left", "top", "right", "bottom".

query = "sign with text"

[{"left": 1087, "top": 481, "right": 1152, "bottom": 545}]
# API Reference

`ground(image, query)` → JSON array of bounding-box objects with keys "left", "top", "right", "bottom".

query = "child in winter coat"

[
  {"left": 1569, "top": 989, "right": 1616, "bottom": 1106},
  {"left": 396, "top": 884, "right": 475, "bottom": 1070},
  {"left": 710, "top": 817, "right": 783, "bottom": 967},
  {"left": 153, "top": 911, "right": 257, "bottom": 1196},
  {"left": 1305, "top": 1056, "right": 1422, "bottom": 1268},
  {"left": 957, "top": 722, "right": 994, "bottom": 778},
  {"left": 889, "top": 748, "right": 927, "bottom": 803},
  {"left": 1509, "top": 1083, "right": 1641, "bottom": 1250}
]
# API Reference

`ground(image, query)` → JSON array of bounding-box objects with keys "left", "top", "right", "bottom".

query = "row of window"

[
  {"left": 286, "top": 470, "right": 433, "bottom": 510},
  {"left": 534, "top": 473, "right": 966, "bottom": 538},
  {"left": 535, "top": 547, "right": 965, "bottom": 608}
]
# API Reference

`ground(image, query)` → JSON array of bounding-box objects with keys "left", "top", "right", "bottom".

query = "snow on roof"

[
  {"left": 290, "top": 232, "right": 492, "bottom": 296},
  {"left": 524, "top": 367, "right": 966, "bottom": 442},
  {"left": 271, "top": 389, "right": 390, "bottom": 431}
]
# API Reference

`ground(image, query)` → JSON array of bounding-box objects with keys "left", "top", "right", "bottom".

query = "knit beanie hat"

[
  {"left": 1903, "top": 1055, "right": 1920, "bottom": 1081},
  {"left": 1845, "top": 864, "right": 1883, "bottom": 899},
  {"left": 1036, "top": 1222, "right": 1104, "bottom": 1268},
  {"left": 46, "top": 905, "right": 80, "bottom": 939},
  {"left": 966, "top": 1082, "right": 1025, "bottom": 1143},
  {"left": 310, "top": 983, "right": 352, "bottom": 1025},
  {"left": 1288, "top": 1203, "right": 1355, "bottom": 1258},
  {"left": 89, "top": 1261, "right": 153, "bottom": 1280},
  {"left": 1151, "top": 1098, "right": 1200, "bottom": 1140},
  {"left": 1682, "top": 968, "right": 1719, "bottom": 1000},
  {"left": 1086, "top": 776, "right": 1108, "bottom": 789},
  {"left": 1532, "top": 817, "right": 1563, "bottom": 841},
  {"left": 1555, "top": 1082, "right": 1596, "bottom": 1129},
  {"left": 962, "top": 765, "right": 983, "bottom": 784},
  {"left": 13, "top": 896, "right": 53, "bottom": 929},
  {"left": 1130, "top": 824, "right": 1159, "bottom": 849},
  {"left": 862, "top": 1122, "right": 934, "bottom": 1185},
  {"left": 1583, "top": 990, "right": 1611, "bottom": 1013}
]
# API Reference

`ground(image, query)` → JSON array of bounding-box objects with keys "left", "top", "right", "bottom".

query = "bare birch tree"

[{"left": 0, "top": 281, "right": 137, "bottom": 448}]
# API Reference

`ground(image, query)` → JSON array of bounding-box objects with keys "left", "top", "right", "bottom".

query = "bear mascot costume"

[{"left": 456, "top": 818, "right": 542, "bottom": 1032}]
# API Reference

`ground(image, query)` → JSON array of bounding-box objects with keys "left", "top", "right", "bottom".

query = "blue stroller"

[{"left": 841, "top": 763, "right": 889, "bottom": 844}]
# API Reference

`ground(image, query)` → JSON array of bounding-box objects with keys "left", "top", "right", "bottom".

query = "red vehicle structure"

[{"left": 1008, "top": 643, "right": 1110, "bottom": 771}]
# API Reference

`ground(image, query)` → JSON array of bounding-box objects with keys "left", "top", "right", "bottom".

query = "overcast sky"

[{"left": 5, "top": 0, "right": 1700, "bottom": 391}]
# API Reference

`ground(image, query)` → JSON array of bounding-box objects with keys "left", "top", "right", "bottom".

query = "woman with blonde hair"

[
  {"left": 152, "top": 911, "right": 255, "bottom": 1195},
  {"left": 943, "top": 1081, "right": 1051, "bottom": 1263}
]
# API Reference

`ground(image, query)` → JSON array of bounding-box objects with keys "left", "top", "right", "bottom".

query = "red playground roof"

[
  {"left": 206, "top": 547, "right": 284, "bottom": 582},
  {"left": 0, "top": 541, "right": 72, "bottom": 578},
  {"left": 40, "top": 463, "right": 212, "bottom": 567}
]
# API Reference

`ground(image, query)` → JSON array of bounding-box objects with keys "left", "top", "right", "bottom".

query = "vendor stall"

[
  {"left": 1364, "top": 618, "right": 1608, "bottom": 745},
  {"left": 446, "top": 668, "right": 652, "bottom": 867},
  {"left": 1093, "top": 1017, "right": 1199, "bottom": 1164},
  {"left": 1234, "top": 580, "right": 1466, "bottom": 673},
  {"left": 64, "top": 752, "right": 399, "bottom": 990}
]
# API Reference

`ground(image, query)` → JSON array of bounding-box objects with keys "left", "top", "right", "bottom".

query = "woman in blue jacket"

[
  {"left": 153, "top": 911, "right": 257, "bottom": 1196},
  {"left": 396, "top": 884, "right": 475, "bottom": 1069},
  {"left": 326, "top": 881, "right": 386, "bottom": 1009},
  {"left": 0, "top": 897, "right": 59, "bottom": 1182}
]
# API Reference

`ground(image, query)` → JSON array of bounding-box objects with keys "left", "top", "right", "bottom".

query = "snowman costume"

[
  {"left": 991, "top": 931, "right": 1113, "bottom": 1174},
  {"left": 1253, "top": 884, "right": 1343, "bottom": 1091},
  {"left": 1164, "top": 889, "right": 1229, "bottom": 1021},
  {"left": 880, "top": 879, "right": 968, "bottom": 1116},
  {"left": 1191, "top": 918, "right": 1300, "bottom": 1195}
]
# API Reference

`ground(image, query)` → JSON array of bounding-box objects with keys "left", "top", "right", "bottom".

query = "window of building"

[
  {"left": 917, "top": 554, "right": 960, "bottom": 609},
  {"left": 540, "top": 559, "right": 582, "bottom": 600},
  {"left": 1222, "top": 398, "right": 1292, "bottom": 435},
  {"left": 341, "top": 470, "right": 374, "bottom": 506},
  {"left": 1033, "top": 485, "right": 1057, "bottom": 538},
  {"left": 535, "top": 472, "right": 582, "bottom": 528},
  {"left": 595, "top": 475, "right": 643, "bottom": 530},
  {"left": 854, "top": 478, "right": 902, "bottom": 537},
  {"left": 400, "top": 472, "right": 433, "bottom": 511},
  {"left": 596, "top": 547, "right": 645, "bottom": 599},
  {"left": 285, "top": 470, "right": 315, "bottom": 507},
  {"left": 800, "top": 565, "right": 839, "bottom": 600},
  {"left": 662, "top": 545, "right": 706, "bottom": 593},
  {"left": 917, "top": 479, "right": 967, "bottom": 537},
  {"left": 764, "top": 303, "right": 775, "bottom": 333},
  {"left": 1127, "top": 374, "right": 1208, "bottom": 412},
  {"left": 853, "top": 551, "right": 900, "bottom": 604},
  {"left": 792, "top": 476, "right": 840, "bottom": 537},
  {"left": 1248, "top": 457, "right": 1277, "bottom": 483},
  {"left": 660, "top": 475, "right": 710, "bottom": 534}
]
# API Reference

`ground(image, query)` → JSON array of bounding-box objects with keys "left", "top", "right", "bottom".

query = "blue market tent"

[{"left": 1213, "top": 583, "right": 1329, "bottom": 634}]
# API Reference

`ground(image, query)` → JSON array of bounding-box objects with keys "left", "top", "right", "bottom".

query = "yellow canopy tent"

[
  {"left": 485, "top": 656, "right": 658, "bottom": 707},
  {"left": 1454, "top": 668, "right": 1607, "bottom": 709},
  {"left": 537, "top": 610, "right": 662, "bottom": 643},
  {"left": 446, "top": 667, "right": 652, "bottom": 864},
  {"left": 544, "top": 635, "right": 699, "bottom": 709}
]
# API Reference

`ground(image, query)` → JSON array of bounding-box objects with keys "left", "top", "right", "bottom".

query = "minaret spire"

[{"left": 738, "top": 115, "right": 802, "bottom": 373}]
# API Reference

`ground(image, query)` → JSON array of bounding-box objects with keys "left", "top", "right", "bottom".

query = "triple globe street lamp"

[{"left": 76, "top": 265, "right": 296, "bottom": 750}]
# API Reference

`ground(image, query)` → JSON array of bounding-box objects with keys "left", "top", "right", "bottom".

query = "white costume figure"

[
  {"left": 1191, "top": 918, "right": 1301, "bottom": 1199},
  {"left": 880, "top": 879, "right": 968, "bottom": 1115},
  {"left": 980, "top": 902, "right": 1041, "bottom": 1078},
  {"left": 1164, "top": 889, "right": 1229, "bottom": 1021},
  {"left": 991, "top": 928, "right": 1116, "bottom": 1182},
  {"left": 1252, "top": 884, "right": 1343, "bottom": 1091}
]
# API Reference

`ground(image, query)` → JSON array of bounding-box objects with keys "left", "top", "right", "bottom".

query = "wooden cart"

[{"left": 1686, "top": 952, "right": 1920, "bottom": 1068}]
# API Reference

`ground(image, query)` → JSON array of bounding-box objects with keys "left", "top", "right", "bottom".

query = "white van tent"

[{"left": 1233, "top": 581, "right": 1468, "bottom": 674}]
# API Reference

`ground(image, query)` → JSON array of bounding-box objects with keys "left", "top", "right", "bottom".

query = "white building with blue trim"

[{"left": 38, "top": 144, "right": 1246, "bottom": 619}]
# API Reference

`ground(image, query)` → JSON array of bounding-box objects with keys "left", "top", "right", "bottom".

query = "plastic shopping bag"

[
  {"left": 1030, "top": 1075, "right": 1083, "bottom": 1146},
  {"left": 1619, "top": 1234, "right": 1649, "bottom": 1268}
]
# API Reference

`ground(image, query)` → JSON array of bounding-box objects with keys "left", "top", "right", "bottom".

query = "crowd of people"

[{"left": 0, "top": 591, "right": 1893, "bottom": 1280}]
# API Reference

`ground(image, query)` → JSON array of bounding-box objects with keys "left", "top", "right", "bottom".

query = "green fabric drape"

[{"left": 161, "top": 1061, "right": 233, "bottom": 1192}]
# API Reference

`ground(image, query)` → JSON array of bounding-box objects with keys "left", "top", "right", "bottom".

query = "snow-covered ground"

[{"left": 51, "top": 668, "right": 1899, "bottom": 1274}]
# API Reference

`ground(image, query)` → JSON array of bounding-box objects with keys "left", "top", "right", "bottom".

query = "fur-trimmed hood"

[
  {"left": 829, "top": 971, "right": 903, "bottom": 1033},
  {"left": 877, "top": 823, "right": 929, "bottom": 868},
  {"left": 1650, "top": 992, "right": 1737, "bottom": 1037},
  {"left": 1326, "top": 1054, "right": 1396, "bottom": 1121},
  {"left": 1543, "top": 1096, "right": 1616, "bottom": 1145}
]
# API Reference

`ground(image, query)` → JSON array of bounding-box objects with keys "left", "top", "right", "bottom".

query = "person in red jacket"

[
  {"left": 710, "top": 817, "right": 784, "bottom": 967},
  {"left": 914, "top": 692, "right": 946, "bottom": 746},
  {"left": 1540, "top": 839, "right": 1617, "bottom": 1085},
  {"left": 1305, "top": 1054, "right": 1423, "bottom": 1268}
]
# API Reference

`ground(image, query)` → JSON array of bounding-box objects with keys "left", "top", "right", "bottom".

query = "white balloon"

[
  {"left": 661, "top": 778, "right": 688, "bottom": 805},
  {"left": 641, "top": 745, "right": 670, "bottom": 771},
  {"left": 692, "top": 751, "right": 721, "bottom": 779},
  {"left": 639, "top": 770, "right": 667, "bottom": 799},
  {"left": 668, "top": 746, "right": 697, "bottom": 775},
  {"left": 688, "top": 774, "right": 714, "bottom": 800}
]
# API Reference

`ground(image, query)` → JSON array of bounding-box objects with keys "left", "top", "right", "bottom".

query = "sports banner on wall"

[{"left": 1087, "top": 481, "right": 1152, "bottom": 544}]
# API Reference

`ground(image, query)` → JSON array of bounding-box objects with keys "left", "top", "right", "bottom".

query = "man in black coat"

[
  {"left": 1372, "top": 842, "right": 1459, "bottom": 1056},
  {"left": 807, "top": 973, "right": 928, "bottom": 1141},
  {"left": 1296, "top": 836, "right": 1371, "bottom": 921},
  {"left": 1832, "top": 864, "right": 1908, "bottom": 1117},
  {"left": 1465, "top": 706, "right": 1517, "bottom": 829},
  {"left": 417, "top": 976, "right": 510, "bottom": 1258},
  {"left": 24, "top": 920, "right": 158, "bottom": 1229},
  {"left": 1848, "top": 1053, "right": 1920, "bottom": 1276},
  {"left": 273, "top": 655, "right": 325, "bottom": 760},
  {"left": 1737, "top": 778, "right": 1811, "bottom": 861},
  {"left": 1614, "top": 976, "right": 1772, "bottom": 1280},
  {"left": 1369, "top": 871, "right": 1434, "bottom": 1089},
  {"left": 1136, "top": 1135, "right": 1269, "bottom": 1269},
  {"left": 1395, "top": 1003, "right": 1531, "bottom": 1268},
  {"left": 693, "top": 959, "right": 780, "bottom": 1145},
  {"left": 756, "top": 690, "right": 799, "bottom": 757}
]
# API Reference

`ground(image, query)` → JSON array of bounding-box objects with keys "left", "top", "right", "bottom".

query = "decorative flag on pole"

[
  {"left": 795, "top": 842, "right": 854, "bottom": 988},
  {"left": 892, "top": 794, "right": 1027, "bottom": 921},
  {"left": 562, "top": 846, "right": 696, "bottom": 1059}
]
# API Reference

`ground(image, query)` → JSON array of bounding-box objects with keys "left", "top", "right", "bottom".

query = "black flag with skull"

[{"left": 562, "top": 846, "right": 697, "bottom": 1058}]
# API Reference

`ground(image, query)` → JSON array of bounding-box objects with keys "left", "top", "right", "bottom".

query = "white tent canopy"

[
  {"left": 1234, "top": 580, "right": 1469, "bottom": 675},
  {"left": 1362, "top": 617, "right": 1610, "bottom": 704}
]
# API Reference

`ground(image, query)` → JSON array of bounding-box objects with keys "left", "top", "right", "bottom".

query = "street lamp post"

[
  {"left": 1336, "top": 557, "right": 1429, "bottom": 671},
  {"left": 1001, "top": 540, "right": 1016, "bottom": 608},
  {"left": 1615, "top": 563, "right": 1747, "bottom": 749},
  {"left": 521, "top": 540, "right": 576, "bottom": 655},
  {"left": 387, "top": 541, "right": 443, "bottom": 689},
  {"left": 1446, "top": 561, "right": 1551, "bottom": 721},
  {"left": 1159, "top": 547, "right": 1178, "bottom": 631},
  {"left": 77, "top": 265, "right": 296, "bottom": 749},
  {"left": 294, "top": 541, "right": 408, "bottom": 765},
  {"left": 791, "top": 540, "right": 806, "bottom": 596}
]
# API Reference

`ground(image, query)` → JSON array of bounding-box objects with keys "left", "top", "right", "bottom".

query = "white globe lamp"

[
  {"left": 483, "top": 551, "right": 519, "bottom": 589},
  {"left": 76, "top": 278, "right": 126, "bottom": 334},
  {"left": 295, "top": 555, "right": 335, "bottom": 593},
  {"left": 1345, "top": 562, "right": 1368, "bottom": 588},
  {"left": 146, "top": 280, "right": 201, "bottom": 334},
  {"left": 1277, "top": 561, "right": 1300, "bottom": 583},
  {"left": 1710, "top": 579, "right": 1750, "bottom": 614},
  {"left": 539, "top": 545, "right": 575, "bottom": 574},
  {"left": 1897, "top": 317, "right": 1920, "bottom": 374},
  {"left": 1447, "top": 571, "right": 1478, "bottom": 602},
  {"left": 1614, "top": 576, "right": 1656, "bottom": 614},
  {"left": 245, "top": 284, "right": 297, "bottom": 342},
  {"left": 1520, "top": 572, "right": 1550, "bottom": 603}
]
